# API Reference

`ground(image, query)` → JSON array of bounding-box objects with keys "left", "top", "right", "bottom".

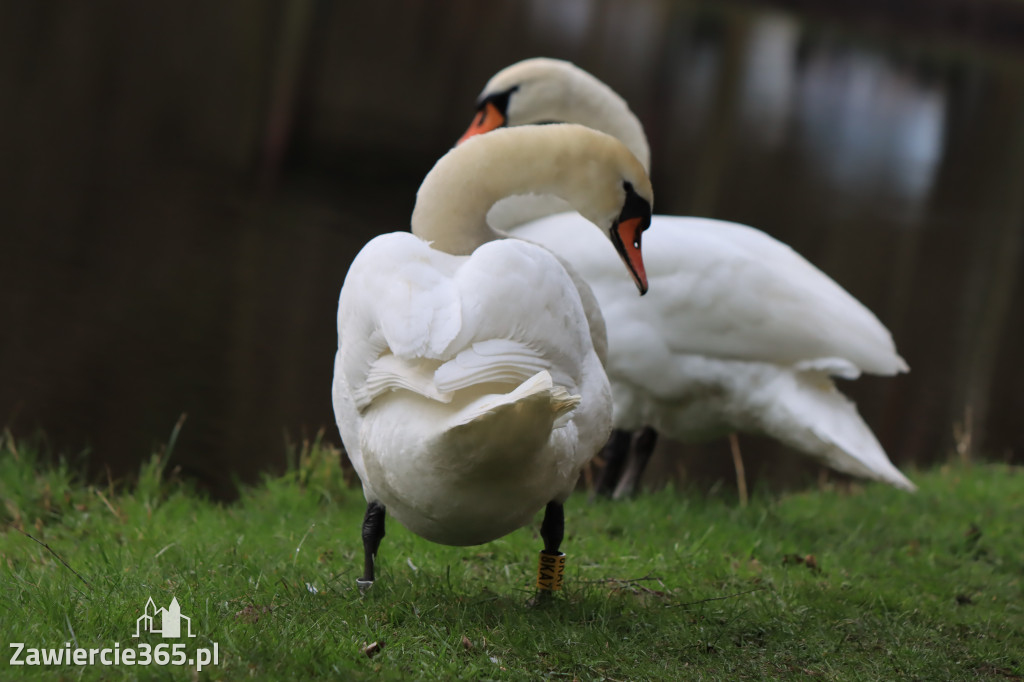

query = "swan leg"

[
  {"left": 611, "top": 427, "right": 658, "bottom": 500},
  {"left": 536, "top": 501, "right": 567, "bottom": 595},
  {"left": 540, "top": 501, "right": 564, "bottom": 554},
  {"left": 593, "top": 429, "right": 632, "bottom": 499},
  {"left": 357, "top": 501, "right": 386, "bottom": 591}
]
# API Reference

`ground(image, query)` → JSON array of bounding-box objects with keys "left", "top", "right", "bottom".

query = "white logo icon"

[{"left": 132, "top": 597, "right": 196, "bottom": 639}]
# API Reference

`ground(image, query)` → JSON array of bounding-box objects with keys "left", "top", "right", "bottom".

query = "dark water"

[{"left": 2, "top": 1, "right": 1022, "bottom": 497}]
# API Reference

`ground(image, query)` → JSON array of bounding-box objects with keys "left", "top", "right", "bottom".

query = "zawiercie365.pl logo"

[{"left": 9, "top": 596, "right": 219, "bottom": 672}]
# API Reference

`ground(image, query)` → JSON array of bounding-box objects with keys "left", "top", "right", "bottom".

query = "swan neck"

[
  {"left": 411, "top": 131, "right": 607, "bottom": 255},
  {"left": 562, "top": 77, "right": 650, "bottom": 172},
  {"left": 411, "top": 179, "right": 503, "bottom": 255}
]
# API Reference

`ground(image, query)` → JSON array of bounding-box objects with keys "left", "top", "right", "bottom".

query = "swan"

[
  {"left": 457, "top": 57, "right": 915, "bottom": 496},
  {"left": 332, "top": 123, "right": 654, "bottom": 589}
]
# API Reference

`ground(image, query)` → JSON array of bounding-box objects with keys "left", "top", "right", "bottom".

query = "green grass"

[{"left": 1, "top": 432, "right": 1022, "bottom": 681}]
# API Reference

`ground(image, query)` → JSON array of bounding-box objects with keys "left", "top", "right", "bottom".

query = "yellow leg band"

[{"left": 536, "top": 551, "right": 567, "bottom": 591}]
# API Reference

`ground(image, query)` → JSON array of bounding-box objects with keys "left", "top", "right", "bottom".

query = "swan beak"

[
  {"left": 456, "top": 101, "right": 506, "bottom": 145},
  {"left": 611, "top": 217, "right": 649, "bottom": 295}
]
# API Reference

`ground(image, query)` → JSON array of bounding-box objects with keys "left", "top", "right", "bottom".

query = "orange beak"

[
  {"left": 456, "top": 101, "right": 507, "bottom": 145},
  {"left": 612, "top": 217, "right": 649, "bottom": 295}
]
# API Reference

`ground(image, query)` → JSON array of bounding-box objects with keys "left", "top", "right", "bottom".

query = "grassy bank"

[{"left": 1, "top": 434, "right": 1021, "bottom": 680}]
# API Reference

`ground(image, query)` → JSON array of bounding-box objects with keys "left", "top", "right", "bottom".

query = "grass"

[{"left": 1, "top": 432, "right": 1022, "bottom": 681}]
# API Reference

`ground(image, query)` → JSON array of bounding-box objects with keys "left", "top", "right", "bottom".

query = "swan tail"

[
  {"left": 453, "top": 371, "right": 580, "bottom": 430},
  {"left": 760, "top": 374, "right": 916, "bottom": 491}
]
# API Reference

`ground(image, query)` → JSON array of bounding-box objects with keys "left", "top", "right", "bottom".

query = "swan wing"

[
  {"left": 336, "top": 232, "right": 463, "bottom": 409},
  {"left": 445, "top": 238, "right": 594, "bottom": 392},
  {"left": 650, "top": 217, "right": 906, "bottom": 375},
  {"left": 510, "top": 214, "right": 907, "bottom": 376},
  {"left": 337, "top": 234, "right": 594, "bottom": 410}
]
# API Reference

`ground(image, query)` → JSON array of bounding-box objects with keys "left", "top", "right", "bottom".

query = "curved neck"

[
  {"left": 558, "top": 74, "right": 651, "bottom": 173},
  {"left": 411, "top": 126, "right": 624, "bottom": 255}
]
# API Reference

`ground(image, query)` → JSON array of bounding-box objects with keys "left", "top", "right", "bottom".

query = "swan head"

[
  {"left": 472, "top": 125, "right": 652, "bottom": 294},
  {"left": 417, "top": 124, "right": 653, "bottom": 293},
  {"left": 606, "top": 179, "right": 652, "bottom": 295},
  {"left": 458, "top": 58, "right": 592, "bottom": 141},
  {"left": 457, "top": 58, "right": 650, "bottom": 172}
]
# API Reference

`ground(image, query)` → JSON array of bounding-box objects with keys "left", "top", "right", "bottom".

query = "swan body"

[
  {"left": 332, "top": 124, "right": 653, "bottom": 554},
  {"left": 459, "top": 58, "right": 914, "bottom": 491},
  {"left": 514, "top": 214, "right": 911, "bottom": 488},
  {"left": 334, "top": 233, "right": 606, "bottom": 545}
]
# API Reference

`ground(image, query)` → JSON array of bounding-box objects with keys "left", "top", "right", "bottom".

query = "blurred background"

[{"left": 2, "top": 0, "right": 1022, "bottom": 499}]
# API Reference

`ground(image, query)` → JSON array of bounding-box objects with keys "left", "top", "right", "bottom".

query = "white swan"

[
  {"left": 332, "top": 124, "right": 654, "bottom": 587},
  {"left": 458, "top": 58, "right": 915, "bottom": 495}
]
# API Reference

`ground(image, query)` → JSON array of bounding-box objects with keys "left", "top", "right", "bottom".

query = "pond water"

[{"left": 2, "top": 1, "right": 1022, "bottom": 497}]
